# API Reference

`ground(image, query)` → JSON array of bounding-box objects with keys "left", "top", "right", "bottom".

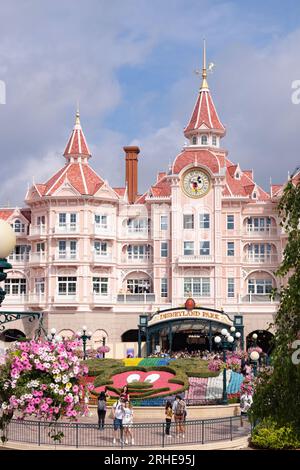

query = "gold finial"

[{"left": 201, "top": 39, "right": 209, "bottom": 90}]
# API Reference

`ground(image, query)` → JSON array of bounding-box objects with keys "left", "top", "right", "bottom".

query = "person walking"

[
  {"left": 97, "top": 391, "right": 107, "bottom": 430},
  {"left": 112, "top": 397, "right": 125, "bottom": 444},
  {"left": 165, "top": 401, "right": 173, "bottom": 438},
  {"left": 239, "top": 390, "right": 253, "bottom": 427},
  {"left": 123, "top": 400, "right": 134, "bottom": 445},
  {"left": 172, "top": 395, "right": 186, "bottom": 438}
]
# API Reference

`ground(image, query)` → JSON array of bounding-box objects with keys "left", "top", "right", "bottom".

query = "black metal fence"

[{"left": 7, "top": 416, "right": 250, "bottom": 448}]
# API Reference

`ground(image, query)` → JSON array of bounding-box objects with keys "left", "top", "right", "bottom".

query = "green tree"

[{"left": 250, "top": 171, "right": 300, "bottom": 431}]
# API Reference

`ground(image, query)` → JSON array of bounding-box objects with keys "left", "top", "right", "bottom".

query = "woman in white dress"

[{"left": 123, "top": 401, "right": 134, "bottom": 445}]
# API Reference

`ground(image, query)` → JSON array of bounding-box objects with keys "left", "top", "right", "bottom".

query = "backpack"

[
  {"left": 175, "top": 399, "right": 186, "bottom": 416},
  {"left": 98, "top": 399, "right": 106, "bottom": 411}
]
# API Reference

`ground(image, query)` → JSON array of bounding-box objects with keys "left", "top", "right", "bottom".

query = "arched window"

[
  {"left": 192, "top": 136, "right": 197, "bottom": 145},
  {"left": 201, "top": 135, "right": 208, "bottom": 145},
  {"left": 212, "top": 135, "right": 217, "bottom": 146}
]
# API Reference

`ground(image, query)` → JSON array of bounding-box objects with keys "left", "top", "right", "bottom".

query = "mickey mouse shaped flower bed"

[
  {"left": 94, "top": 369, "right": 185, "bottom": 399},
  {"left": 0, "top": 339, "right": 92, "bottom": 443}
]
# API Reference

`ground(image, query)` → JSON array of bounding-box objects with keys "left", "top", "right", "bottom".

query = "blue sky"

[{"left": 0, "top": 0, "right": 300, "bottom": 204}]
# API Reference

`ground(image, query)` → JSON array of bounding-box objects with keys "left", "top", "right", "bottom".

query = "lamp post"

[
  {"left": 250, "top": 350, "right": 260, "bottom": 377},
  {"left": 0, "top": 220, "right": 16, "bottom": 307},
  {"left": 77, "top": 325, "right": 92, "bottom": 360},
  {"left": 214, "top": 327, "right": 241, "bottom": 405},
  {"left": 102, "top": 336, "right": 106, "bottom": 359},
  {"left": 46, "top": 328, "right": 62, "bottom": 343}
]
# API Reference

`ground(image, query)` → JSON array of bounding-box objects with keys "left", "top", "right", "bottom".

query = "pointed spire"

[
  {"left": 63, "top": 108, "right": 91, "bottom": 162},
  {"left": 201, "top": 39, "right": 209, "bottom": 90},
  {"left": 184, "top": 41, "right": 225, "bottom": 140}
]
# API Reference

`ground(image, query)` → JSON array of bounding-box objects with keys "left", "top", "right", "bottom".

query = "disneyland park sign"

[{"left": 148, "top": 307, "right": 233, "bottom": 327}]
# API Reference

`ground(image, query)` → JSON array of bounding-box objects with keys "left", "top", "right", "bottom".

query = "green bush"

[{"left": 251, "top": 419, "right": 300, "bottom": 450}]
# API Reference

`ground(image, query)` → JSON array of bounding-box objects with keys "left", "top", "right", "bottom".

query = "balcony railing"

[
  {"left": 93, "top": 254, "right": 113, "bottom": 263},
  {"left": 94, "top": 224, "right": 114, "bottom": 236},
  {"left": 29, "top": 225, "right": 46, "bottom": 236},
  {"left": 54, "top": 294, "right": 78, "bottom": 303},
  {"left": 122, "top": 228, "right": 150, "bottom": 239},
  {"left": 244, "top": 226, "right": 278, "bottom": 237},
  {"left": 2, "top": 294, "right": 28, "bottom": 304},
  {"left": 117, "top": 293, "right": 155, "bottom": 303},
  {"left": 124, "top": 256, "right": 153, "bottom": 264},
  {"left": 92, "top": 293, "right": 113, "bottom": 304},
  {"left": 56, "top": 251, "right": 77, "bottom": 261},
  {"left": 54, "top": 223, "right": 78, "bottom": 233},
  {"left": 27, "top": 294, "right": 46, "bottom": 304},
  {"left": 29, "top": 252, "right": 46, "bottom": 263},
  {"left": 177, "top": 255, "right": 213, "bottom": 264},
  {"left": 8, "top": 254, "right": 30, "bottom": 263},
  {"left": 243, "top": 254, "right": 278, "bottom": 264},
  {"left": 239, "top": 293, "right": 280, "bottom": 303}
]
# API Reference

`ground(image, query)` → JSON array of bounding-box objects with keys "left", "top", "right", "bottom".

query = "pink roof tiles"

[
  {"left": 173, "top": 149, "right": 220, "bottom": 175},
  {"left": 184, "top": 89, "right": 225, "bottom": 135},
  {"left": 63, "top": 110, "right": 91, "bottom": 159}
]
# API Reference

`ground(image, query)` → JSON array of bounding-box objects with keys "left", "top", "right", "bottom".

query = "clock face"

[{"left": 182, "top": 168, "right": 211, "bottom": 198}]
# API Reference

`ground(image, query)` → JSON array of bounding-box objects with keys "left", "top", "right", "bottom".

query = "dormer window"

[
  {"left": 253, "top": 191, "right": 257, "bottom": 199},
  {"left": 192, "top": 136, "right": 197, "bottom": 145},
  {"left": 11, "top": 219, "right": 25, "bottom": 234},
  {"left": 235, "top": 172, "right": 240, "bottom": 179},
  {"left": 201, "top": 135, "right": 208, "bottom": 145},
  {"left": 212, "top": 135, "right": 217, "bottom": 146}
]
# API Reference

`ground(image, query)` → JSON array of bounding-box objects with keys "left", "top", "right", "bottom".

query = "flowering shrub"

[
  {"left": 240, "top": 374, "right": 255, "bottom": 395},
  {"left": 98, "top": 346, "right": 110, "bottom": 354},
  {"left": 0, "top": 339, "right": 92, "bottom": 443},
  {"left": 248, "top": 346, "right": 263, "bottom": 355},
  {"left": 207, "top": 359, "right": 223, "bottom": 372}
]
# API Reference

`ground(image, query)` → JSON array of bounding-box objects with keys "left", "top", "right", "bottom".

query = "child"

[
  {"left": 165, "top": 401, "right": 173, "bottom": 437},
  {"left": 123, "top": 401, "right": 134, "bottom": 445}
]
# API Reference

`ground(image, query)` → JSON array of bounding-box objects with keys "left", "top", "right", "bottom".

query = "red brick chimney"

[{"left": 124, "top": 146, "right": 140, "bottom": 204}]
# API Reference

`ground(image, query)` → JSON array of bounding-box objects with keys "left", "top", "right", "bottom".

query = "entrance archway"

[
  {"left": 0, "top": 329, "right": 26, "bottom": 342},
  {"left": 246, "top": 330, "right": 274, "bottom": 354}
]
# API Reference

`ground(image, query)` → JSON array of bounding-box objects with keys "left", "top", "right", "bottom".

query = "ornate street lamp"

[
  {"left": 250, "top": 350, "right": 260, "bottom": 377},
  {"left": 46, "top": 328, "right": 62, "bottom": 343},
  {"left": 77, "top": 325, "right": 92, "bottom": 360},
  {"left": 214, "top": 327, "right": 241, "bottom": 405},
  {"left": 0, "top": 220, "right": 16, "bottom": 307}
]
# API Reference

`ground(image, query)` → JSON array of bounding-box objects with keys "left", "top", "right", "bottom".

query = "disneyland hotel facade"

[{"left": 0, "top": 57, "right": 288, "bottom": 357}]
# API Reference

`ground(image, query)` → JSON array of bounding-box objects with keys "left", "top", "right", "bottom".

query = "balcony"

[
  {"left": 54, "top": 223, "right": 78, "bottom": 234},
  {"left": 92, "top": 293, "right": 114, "bottom": 305},
  {"left": 239, "top": 293, "right": 280, "bottom": 303},
  {"left": 29, "top": 252, "right": 46, "bottom": 263},
  {"left": 121, "top": 228, "right": 150, "bottom": 240},
  {"left": 93, "top": 254, "right": 114, "bottom": 264},
  {"left": 117, "top": 293, "right": 155, "bottom": 303},
  {"left": 94, "top": 224, "right": 115, "bottom": 237},
  {"left": 54, "top": 294, "right": 78, "bottom": 305},
  {"left": 2, "top": 294, "right": 28, "bottom": 304},
  {"left": 8, "top": 254, "right": 30, "bottom": 263},
  {"left": 29, "top": 225, "right": 46, "bottom": 236},
  {"left": 123, "top": 256, "right": 153, "bottom": 264},
  {"left": 243, "top": 226, "right": 278, "bottom": 238},
  {"left": 27, "top": 294, "right": 47, "bottom": 305},
  {"left": 177, "top": 255, "right": 213, "bottom": 265},
  {"left": 54, "top": 251, "right": 77, "bottom": 261},
  {"left": 243, "top": 254, "right": 278, "bottom": 264}
]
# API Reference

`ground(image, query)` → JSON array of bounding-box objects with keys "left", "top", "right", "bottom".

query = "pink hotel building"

[{"left": 0, "top": 52, "right": 291, "bottom": 357}]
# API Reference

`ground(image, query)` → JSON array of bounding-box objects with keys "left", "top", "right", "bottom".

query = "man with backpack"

[{"left": 172, "top": 395, "right": 186, "bottom": 438}]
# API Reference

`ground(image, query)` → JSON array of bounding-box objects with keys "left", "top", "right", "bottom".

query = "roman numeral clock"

[{"left": 182, "top": 168, "right": 211, "bottom": 198}]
